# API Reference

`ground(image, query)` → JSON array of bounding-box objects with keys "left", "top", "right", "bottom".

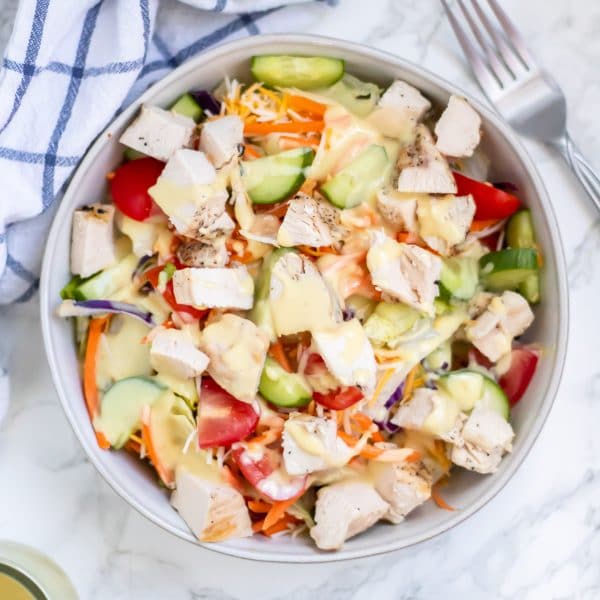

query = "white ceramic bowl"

[{"left": 40, "top": 34, "right": 568, "bottom": 562}]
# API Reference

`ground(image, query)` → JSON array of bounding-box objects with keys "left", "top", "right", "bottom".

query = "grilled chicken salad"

[{"left": 59, "top": 55, "right": 541, "bottom": 550}]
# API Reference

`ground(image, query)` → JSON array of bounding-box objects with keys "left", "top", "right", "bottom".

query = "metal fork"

[{"left": 441, "top": 0, "right": 600, "bottom": 212}]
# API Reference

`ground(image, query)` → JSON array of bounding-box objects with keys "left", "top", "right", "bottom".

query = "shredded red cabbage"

[
  {"left": 190, "top": 90, "right": 221, "bottom": 115},
  {"left": 58, "top": 299, "right": 156, "bottom": 326},
  {"left": 384, "top": 382, "right": 404, "bottom": 409},
  {"left": 493, "top": 181, "right": 519, "bottom": 193}
]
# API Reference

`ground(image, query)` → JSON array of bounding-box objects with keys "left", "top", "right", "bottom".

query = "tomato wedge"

[
  {"left": 232, "top": 445, "right": 307, "bottom": 501},
  {"left": 110, "top": 157, "right": 164, "bottom": 221},
  {"left": 313, "top": 386, "right": 364, "bottom": 410},
  {"left": 140, "top": 265, "right": 207, "bottom": 320},
  {"left": 454, "top": 172, "right": 521, "bottom": 220},
  {"left": 197, "top": 378, "right": 258, "bottom": 448},
  {"left": 499, "top": 347, "right": 539, "bottom": 406}
]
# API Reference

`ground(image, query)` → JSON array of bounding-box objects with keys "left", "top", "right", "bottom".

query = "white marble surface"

[{"left": 1, "top": 0, "right": 599, "bottom": 598}]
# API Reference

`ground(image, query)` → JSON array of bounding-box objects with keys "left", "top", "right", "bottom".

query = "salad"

[{"left": 58, "top": 55, "right": 541, "bottom": 551}]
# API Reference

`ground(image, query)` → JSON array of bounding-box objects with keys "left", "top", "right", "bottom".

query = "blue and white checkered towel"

[{"left": 0, "top": 0, "right": 337, "bottom": 304}]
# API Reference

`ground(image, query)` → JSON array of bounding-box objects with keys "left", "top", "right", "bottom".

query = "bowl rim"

[{"left": 40, "top": 33, "right": 569, "bottom": 563}]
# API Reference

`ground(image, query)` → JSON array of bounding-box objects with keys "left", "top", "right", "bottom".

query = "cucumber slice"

[
  {"left": 170, "top": 93, "right": 203, "bottom": 122},
  {"left": 506, "top": 209, "right": 536, "bottom": 249},
  {"left": 241, "top": 148, "right": 314, "bottom": 204},
  {"left": 251, "top": 55, "right": 344, "bottom": 90},
  {"left": 72, "top": 254, "right": 138, "bottom": 300},
  {"left": 506, "top": 209, "right": 540, "bottom": 304},
  {"left": 440, "top": 257, "right": 479, "bottom": 300},
  {"left": 438, "top": 369, "right": 509, "bottom": 419},
  {"left": 249, "top": 248, "right": 295, "bottom": 340},
  {"left": 94, "top": 377, "right": 166, "bottom": 448},
  {"left": 364, "top": 301, "right": 420, "bottom": 347},
  {"left": 259, "top": 358, "right": 312, "bottom": 408},
  {"left": 316, "top": 74, "right": 381, "bottom": 117},
  {"left": 479, "top": 248, "right": 538, "bottom": 292},
  {"left": 424, "top": 339, "right": 451, "bottom": 372},
  {"left": 153, "top": 373, "right": 199, "bottom": 408},
  {"left": 321, "top": 145, "right": 389, "bottom": 208}
]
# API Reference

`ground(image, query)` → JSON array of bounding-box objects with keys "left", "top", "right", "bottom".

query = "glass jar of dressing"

[{"left": 0, "top": 541, "right": 77, "bottom": 600}]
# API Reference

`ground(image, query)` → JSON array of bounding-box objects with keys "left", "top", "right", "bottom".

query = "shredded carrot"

[
  {"left": 431, "top": 485, "right": 455, "bottom": 511},
  {"left": 470, "top": 218, "right": 500, "bottom": 232},
  {"left": 141, "top": 415, "right": 174, "bottom": 488},
  {"left": 252, "top": 519, "right": 265, "bottom": 533},
  {"left": 279, "top": 135, "right": 320, "bottom": 151},
  {"left": 83, "top": 316, "right": 111, "bottom": 450},
  {"left": 244, "top": 120, "right": 324, "bottom": 136},
  {"left": 263, "top": 516, "right": 295, "bottom": 536},
  {"left": 397, "top": 231, "right": 422, "bottom": 245},
  {"left": 246, "top": 427, "right": 281, "bottom": 446},
  {"left": 269, "top": 340, "right": 292, "bottom": 373},
  {"left": 222, "top": 465, "right": 245, "bottom": 494},
  {"left": 402, "top": 365, "right": 422, "bottom": 402},
  {"left": 243, "top": 144, "right": 262, "bottom": 160},
  {"left": 348, "top": 457, "right": 363, "bottom": 469},
  {"left": 286, "top": 95, "right": 326, "bottom": 117},
  {"left": 124, "top": 438, "right": 141, "bottom": 455},
  {"left": 405, "top": 450, "right": 422, "bottom": 463},
  {"left": 263, "top": 496, "right": 299, "bottom": 531},
  {"left": 298, "top": 245, "right": 338, "bottom": 257},
  {"left": 248, "top": 499, "right": 272, "bottom": 514},
  {"left": 337, "top": 430, "right": 358, "bottom": 447},
  {"left": 371, "top": 431, "right": 384, "bottom": 443},
  {"left": 105, "top": 171, "right": 115, "bottom": 181},
  {"left": 298, "top": 178, "right": 318, "bottom": 195},
  {"left": 359, "top": 444, "right": 384, "bottom": 460},
  {"left": 352, "top": 413, "right": 374, "bottom": 433}
]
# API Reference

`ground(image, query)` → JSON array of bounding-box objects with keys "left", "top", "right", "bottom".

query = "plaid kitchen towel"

[{"left": 0, "top": 0, "right": 338, "bottom": 304}]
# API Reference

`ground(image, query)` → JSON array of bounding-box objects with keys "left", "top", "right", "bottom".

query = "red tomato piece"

[
  {"left": 313, "top": 386, "right": 364, "bottom": 411},
  {"left": 110, "top": 157, "right": 164, "bottom": 221},
  {"left": 197, "top": 378, "right": 258, "bottom": 448},
  {"left": 454, "top": 172, "right": 521, "bottom": 220},
  {"left": 232, "top": 445, "right": 307, "bottom": 501},
  {"left": 499, "top": 348, "right": 539, "bottom": 406}
]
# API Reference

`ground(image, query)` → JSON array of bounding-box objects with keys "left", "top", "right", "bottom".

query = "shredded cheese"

[{"left": 369, "top": 368, "right": 395, "bottom": 407}]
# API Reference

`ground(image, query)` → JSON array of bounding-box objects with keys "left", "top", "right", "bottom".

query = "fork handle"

[{"left": 554, "top": 134, "right": 600, "bottom": 213}]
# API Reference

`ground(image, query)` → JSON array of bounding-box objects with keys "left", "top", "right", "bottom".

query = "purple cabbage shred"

[
  {"left": 493, "top": 181, "right": 519, "bottom": 193},
  {"left": 190, "top": 90, "right": 221, "bottom": 115}
]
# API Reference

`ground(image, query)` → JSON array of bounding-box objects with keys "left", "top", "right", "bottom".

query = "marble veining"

[{"left": 1, "top": 0, "right": 599, "bottom": 598}]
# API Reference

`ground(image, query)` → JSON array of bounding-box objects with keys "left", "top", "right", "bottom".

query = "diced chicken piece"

[
  {"left": 310, "top": 480, "right": 389, "bottom": 550},
  {"left": 376, "top": 189, "right": 418, "bottom": 232},
  {"left": 466, "top": 291, "right": 534, "bottom": 362},
  {"left": 371, "top": 461, "right": 432, "bottom": 523},
  {"left": 150, "top": 327, "right": 209, "bottom": 380},
  {"left": 70, "top": 203, "right": 117, "bottom": 278},
  {"left": 282, "top": 414, "right": 353, "bottom": 476},
  {"left": 160, "top": 149, "right": 216, "bottom": 187},
  {"left": 311, "top": 318, "right": 377, "bottom": 395},
  {"left": 119, "top": 105, "right": 195, "bottom": 162},
  {"left": 149, "top": 153, "right": 232, "bottom": 240},
  {"left": 416, "top": 194, "right": 476, "bottom": 255},
  {"left": 200, "top": 314, "right": 269, "bottom": 403},
  {"left": 269, "top": 252, "right": 341, "bottom": 336},
  {"left": 366, "top": 233, "right": 442, "bottom": 316},
  {"left": 171, "top": 467, "right": 252, "bottom": 542},
  {"left": 172, "top": 267, "right": 254, "bottom": 310},
  {"left": 200, "top": 115, "right": 243, "bottom": 168},
  {"left": 379, "top": 81, "right": 432, "bottom": 121},
  {"left": 435, "top": 95, "right": 482, "bottom": 158},
  {"left": 368, "top": 81, "right": 432, "bottom": 141},
  {"left": 176, "top": 238, "right": 228, "bottom": 268},
  {"left": 397, "top": 125, "right": 457, "bottom": 194},
  {"left": 451, "top": 406, "right": 514, "bottom": 474},
  {"left": 392, "top": 388, "right": 463, "bottom": 444},
  {"left": 277, "top": 193, "right": 344, "bottom": 248}
]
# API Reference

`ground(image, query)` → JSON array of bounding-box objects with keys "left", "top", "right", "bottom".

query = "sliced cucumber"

[
  {"left": 94, "top": 376, "right": 166, "bottom": 448},
  {"left": 321, "top": 145, "right": 389, "bottom": 208},
  {"left": 68, "top": 254, "right": 138, "bottom": 300},
  {"left": 506, "top": 209, "right": 540, "bottom": 304},
  {"left": 241, "top": 147, "right": 314, "bottom": 204},
  {"left": 506, "top": 209, "right": 536, "bottom": 249},
  {"left": 316, "top": 74, "right": 381, "bottom": 117},
  {"left": 123, "top": 147, "right": 147, "bottom": 161},
  {"left": 438, "top": 369, "right": 509, "bottom": 419},
  {"left": 479, "top": 248, "right": 538, "bottom": 292},
  {"left": 364, "top": 301, "right": 420, "bottom": 347},
  {"left": 249, "top": 248, "right": 295, "bottom": 340},
  {"left": 259, "top": 357, "right": 312, "bottom": 408},
  {"left": 440, "top": 257, "right": 479, "bottom": 300},
  {"left": 153, "top": 373, "right": 199, "bottom": 408},
  {"left": 170, "top": 93, "right": 203, "bottom": 122},
  {"left": 251, "top": 55, "right": 344, "bottom": 90},
  {"left": 344, "top": 294, "right": 376, "bottom": 323},
  {"left": 424, "top": 339, "right": 451, "bottom": 372}
]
